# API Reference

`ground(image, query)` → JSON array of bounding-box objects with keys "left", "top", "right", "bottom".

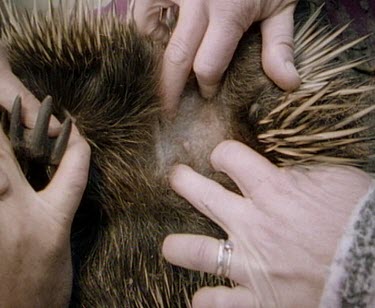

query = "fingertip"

[
  {"left": 262, "top": 47, "right": 301, "bottom": 91},
  {"left": 192, "top": 287, "right": 215, "bottom": 308},
  {"left": 168, "top": 164, "right": 192, "bottom": 191},
  {"left": 198, "top": 82, "right": 219, "bottom": 99},
  {"left": 261, "top": 5, "right": 301, "bottom": 91},
  {"left": 194, "top": 57, "right": 222, "bottom": 99},
  {"left": 281, "top": 57, "right": 301, "bottom": 89},
  {"left": 193, "top": 286, "right": 258, "bottom": 308},
  {"left": 210, "top": 140, "right": 249, "bottom": 171},
  {"left": 162, "top": 234, "right": 178, "bottom": 261},
  {"left": 193, "top": 22, "right": 242, "bottom": 99}
]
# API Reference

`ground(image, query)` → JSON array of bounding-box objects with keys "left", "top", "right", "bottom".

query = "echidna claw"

[
  {"left": 30, "top": 96, "right": 53, "bottom": 159},
  {"left": 9, "top": 96, "right": 23, "bottom": 151},
  {"left": 51, "top": 117, "right": 72, "bottom": 165},
  {"left": 0, "top": 95, "right": 71, "bottom": 166},
  {"left": 1, "top": 105, "right": 10, "bottom": 133}
]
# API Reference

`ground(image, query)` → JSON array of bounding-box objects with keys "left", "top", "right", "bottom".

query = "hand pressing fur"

[
  {"left": 163, "top": 140, "right": 374, "bottom": 308},
  {"left": 0, "top": 123, "right": 90, "bottom": 307},
  {"left": 133, "top": 0, "right": 301, "bottom": 111}
]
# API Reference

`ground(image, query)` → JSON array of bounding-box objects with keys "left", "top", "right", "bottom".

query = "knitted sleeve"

[{"left": 320, "top": 181, "right": 375, "bottom": 307}]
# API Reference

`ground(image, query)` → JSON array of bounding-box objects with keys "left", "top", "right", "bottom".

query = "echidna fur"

[{"left": 0, "top": 1, "right": 374, "bottom": 307}]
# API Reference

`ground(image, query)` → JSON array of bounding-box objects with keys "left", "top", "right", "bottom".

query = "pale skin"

[
  {"left": 0, "top": 2, "right": 369, "bottom": 306},
  {"left": 163, "top": 140, "right": 374, "bottom": 307},
  {"left": 133, "top": 0, "right": 301, "bottom": 112},
  {"left": 0, "top": 123, "right": 90, "bottom": 307}
]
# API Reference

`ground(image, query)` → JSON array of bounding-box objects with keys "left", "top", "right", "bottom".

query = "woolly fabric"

[
  {"left": 13, "top": 0, "right": 128, "bottom": 15},
  {"left": 320, "top": 181, "right": 375, "bottom": 307}
]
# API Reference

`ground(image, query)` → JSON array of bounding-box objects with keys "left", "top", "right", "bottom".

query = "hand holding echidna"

[
  {"left": 163, "top": 140, "right": 375, "bottom": 307},
  {"left": 133, "top": 0, "right": 301, "bottom": 111},
  {"left": 0, "top": 123, "right": 90, "bottom": 307},
  {"left": 0, "top": 44, "right": 61, "bottom": 135}
]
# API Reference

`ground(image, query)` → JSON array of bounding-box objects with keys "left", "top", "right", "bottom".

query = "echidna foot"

[{"left": 1, "top": 95, "right": 71, "bottom": 165}]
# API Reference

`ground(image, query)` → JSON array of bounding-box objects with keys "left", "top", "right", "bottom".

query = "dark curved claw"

[
  {"left": 9, "top": 95, "right": 23, "bottom": 152},
  {"left": 0, "top": 95, "right": 72, "bottom": 166},
  {"left": 29, "top": 96, "right": 53, "bottom": 159},
  {"left": 51, "top": 117, "right": 72, "bottom": 165}
]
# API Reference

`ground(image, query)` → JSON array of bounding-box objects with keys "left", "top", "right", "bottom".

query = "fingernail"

[
  {"left": 199, "top": 83, "right": 219, "bottom": 99},
  {"left": 285, "top": 61, "right": 301, "bottom": 90},
  {"left": 285, "top": 61, "right": 299, "bottom": 78}
]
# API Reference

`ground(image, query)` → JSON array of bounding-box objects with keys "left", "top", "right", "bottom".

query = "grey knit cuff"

[{"left": 320, "top": 181, "right": 375, "bottom": 308}]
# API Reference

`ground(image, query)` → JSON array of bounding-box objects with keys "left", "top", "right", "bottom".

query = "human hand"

[
  {"left": 0, "top": 44, "right": 60, "bottom": 134},
  {"left": 133, "top": 0, "right": 301, "bottom": 112},
  {"left": 0, "top": 123, "right": 90, "bottom": 307},
  {"left": 163, "top": 140, "right": 374, "bottom": 307}
]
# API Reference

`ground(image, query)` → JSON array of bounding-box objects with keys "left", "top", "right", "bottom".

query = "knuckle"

[
  {"left": 191, "top": 239, "right": 211, "bottom": 269},
  {"left": 264, "top": 34, "right": 294, "bottom": 56},
  {"left": 276, "top": 34, "right": 294, "bottom": 51},
  {"left": 164, "top": 38, "right": 191, "bottom": 67},
  {"left": 217, "top": 0, "right": 254, "bottom": 30},
  {"left": 198, "top": 181, "right": 218, "bottom": 210}
]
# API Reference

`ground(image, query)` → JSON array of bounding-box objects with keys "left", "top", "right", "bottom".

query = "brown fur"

[{"left": 0, "top": 1, "right": 374, "bottom": 307}]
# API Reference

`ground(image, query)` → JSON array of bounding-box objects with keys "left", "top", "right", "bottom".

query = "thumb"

[
  {"left": 261, "top": 4, "right": 300, "bottom": 91},
  {"left": 39, "top": 126, "right": 91, "bottom": 219}
]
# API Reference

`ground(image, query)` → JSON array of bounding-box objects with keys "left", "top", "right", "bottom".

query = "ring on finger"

[{"left": 216, "top": 239, "right": 233, "bottom": 278}]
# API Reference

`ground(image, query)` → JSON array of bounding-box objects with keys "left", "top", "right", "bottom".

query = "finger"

[
  {"left": 0, "top": 72, "right": 61, "bottom": 135},
  {"left": 192, "top": 286, "right": 258, "bottom": 308},
  {"left": 162, "top": 1, "right": 208, "bottom": 113},
  {"left": 261, "top": 4, "right": 300, "bottom": 91},
  {"left": 39, "top": 126, "right": 90, "bottom": 217},
  {"left": 169, "top": 164, "right": 249, "bottom": 232},
  {"left": 163, "top": 234, "right": 246, "bottom": 283},
  {"left": 163, "top": 234, "right": 221, "bottom": 274},
  {"left": 0, "top": 167, "right": 10, "bottom": 196},
  {"left": 0, "top": 125, "right": 28, "bottom": 193},
  {"left": 210, "top": 140, "right": 280, "bottom": 198},
  {"left": 194, "top": 20, "right": 244, "bottom": 98}
]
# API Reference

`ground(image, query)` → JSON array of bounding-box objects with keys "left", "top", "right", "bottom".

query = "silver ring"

[{"left": 216, "top": 239, "right": 233, "bottom": 278}]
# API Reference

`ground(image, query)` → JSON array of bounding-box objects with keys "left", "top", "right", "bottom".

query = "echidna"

[{"left": 0, "top": 1, "right": 374, "bottom": 307}]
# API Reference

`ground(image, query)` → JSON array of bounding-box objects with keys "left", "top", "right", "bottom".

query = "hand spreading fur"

[
  {"left": 133, "top": 0, "right": 301, "bottom": 112},
  {"left": 163, "top": 140, "right": 374, "bottom": 308}
]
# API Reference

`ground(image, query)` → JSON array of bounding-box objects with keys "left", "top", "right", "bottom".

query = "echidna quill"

[{"left": 0, "top": 1, "right": 374, "bottom": 307}]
